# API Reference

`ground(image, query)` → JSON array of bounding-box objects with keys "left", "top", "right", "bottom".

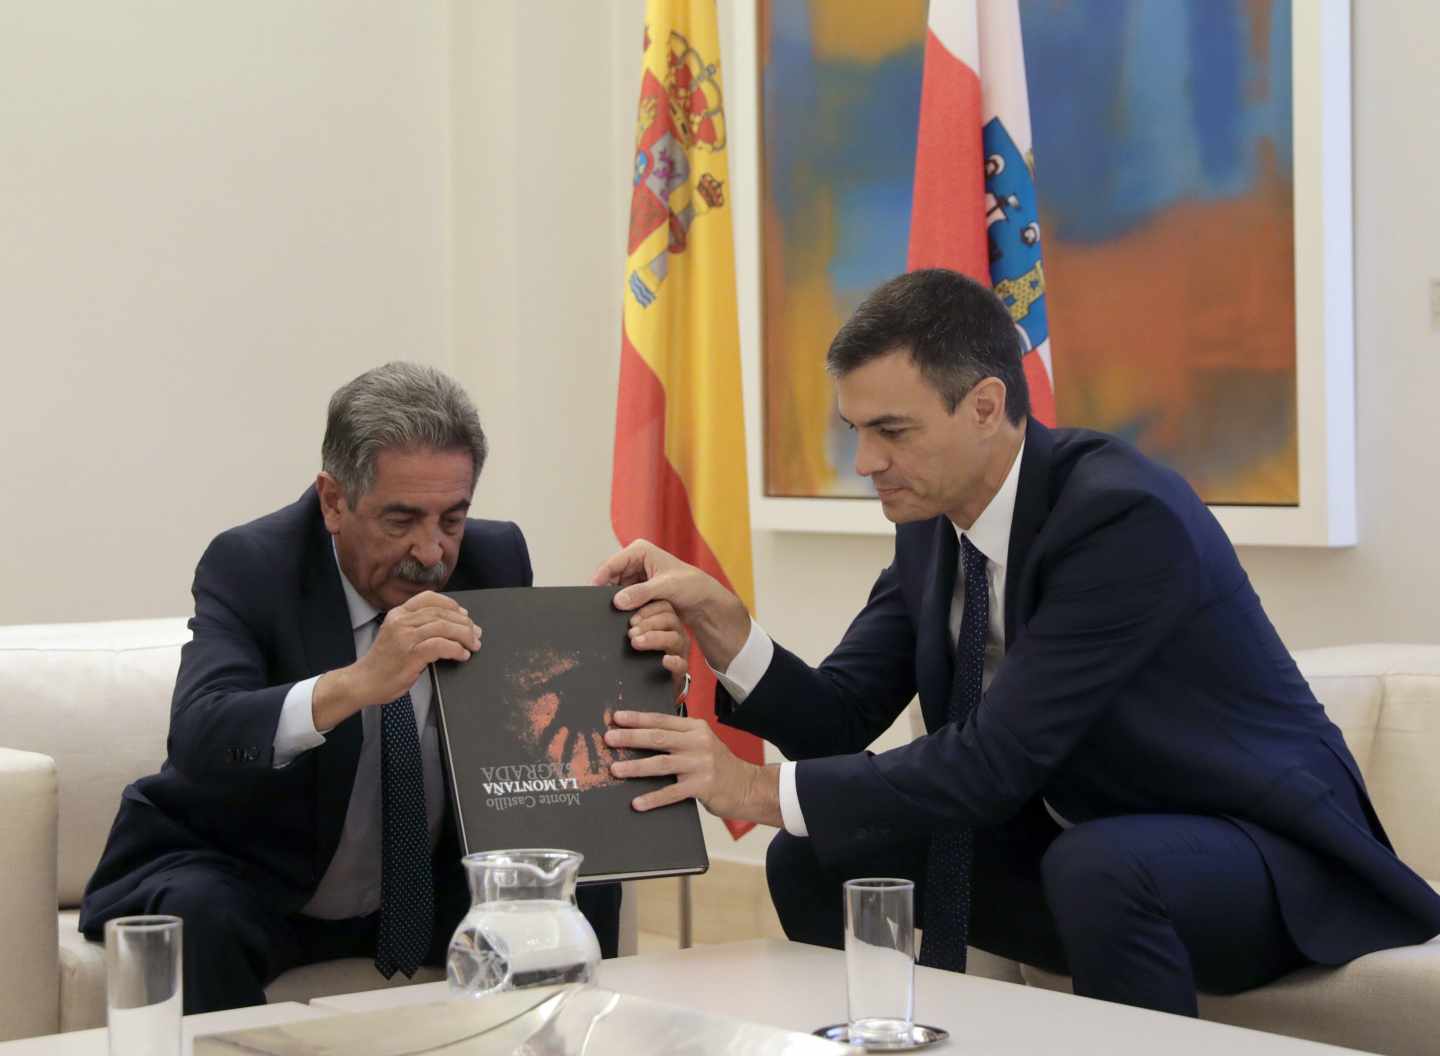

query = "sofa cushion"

[
  {"left": 1295, "top": 645, "right": 1440, "bottom": 882},
  {"left": 1020, "top": 878, "right": 1440, "bottom": 1054},
  {"left": 1021, "top": 933, "right": 1440, "bottom": 1056},
  {"left": 0, "top": 619, "right": 190, "bottom": 905},
  {"left": 1365, "top": 673, "right": 1440, "bottom": 882},
  {"left": 1299, "top": 674, "right": 1383, "bottom": 772},
  {"left": 57, "top": 910, "right": 106, "bottom": 1032},
  {"left": 961, "top": 945, "right": 1024, "bottom": 985},
  {"left": 0, "top": 749, "right": 59, "bottom": 1041}
]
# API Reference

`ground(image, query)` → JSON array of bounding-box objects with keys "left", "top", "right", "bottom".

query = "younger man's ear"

[{"left": 970, "top": 377, "right": 1008, "bottom": 431}]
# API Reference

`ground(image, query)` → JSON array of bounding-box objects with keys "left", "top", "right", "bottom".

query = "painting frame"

[{"left": 729, "top": 0, "right": 1355, "bottom": 547}]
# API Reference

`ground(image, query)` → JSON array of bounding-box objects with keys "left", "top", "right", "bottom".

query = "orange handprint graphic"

[{"left": 506, "top": 646, "right": 634, "bottom": 791}]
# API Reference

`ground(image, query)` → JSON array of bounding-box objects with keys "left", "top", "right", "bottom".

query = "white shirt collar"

[
  {"left": 332, "top": 539, "right": 380, "bottom": 632},
  {"left": 949, "top": 438, "right": 1025, "bottom": 567}
]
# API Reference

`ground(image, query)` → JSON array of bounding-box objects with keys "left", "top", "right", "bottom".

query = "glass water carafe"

[{"left": 447, "top": 849, "right": 601, "bottom": 998}]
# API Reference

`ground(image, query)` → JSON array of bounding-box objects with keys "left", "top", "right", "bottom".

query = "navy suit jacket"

[
  {"left": 722, "top": 419, "right": 1440, "bottom": 964},
  {"left": 80, "top": 488, "right": 537, "bottom": 935}
]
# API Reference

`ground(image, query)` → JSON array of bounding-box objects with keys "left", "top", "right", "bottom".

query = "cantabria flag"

[{"left": 908, "top": 0, "right": 1056, "bottom": 424}]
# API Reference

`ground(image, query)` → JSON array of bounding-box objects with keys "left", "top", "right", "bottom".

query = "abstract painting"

[{"left": 759, "top": 0, "right": 1300, "bottom": 506}]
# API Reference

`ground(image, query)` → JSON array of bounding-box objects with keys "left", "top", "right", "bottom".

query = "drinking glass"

[
  {"left": 105, "top": 915, "right": 182, "bottom": 1056},
  {"left": 843, "top": 878, "right": 915, "bottom": 1046}
]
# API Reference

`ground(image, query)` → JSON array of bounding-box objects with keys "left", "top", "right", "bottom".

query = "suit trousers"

[
  {"left": 95, "top": 862, "right": 622, "bottom": 1013},
  {"left": 766, "top": 799, "right": 1306, "bottom": 1017}
]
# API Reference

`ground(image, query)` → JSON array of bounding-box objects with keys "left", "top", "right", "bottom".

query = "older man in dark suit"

[
  {"left": 596, "top": 269, "right": 1440, "bottom": 1017},
  {"left": 81, "top": 363, "right": 686, "bottom": 1012}
]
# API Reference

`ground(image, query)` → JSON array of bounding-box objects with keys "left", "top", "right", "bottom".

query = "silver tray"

[{"left": 812, "top": 1023, "right": 949, "bottom": 1051}]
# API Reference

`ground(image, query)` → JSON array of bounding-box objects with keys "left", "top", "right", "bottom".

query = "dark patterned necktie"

[
  {"left": 918, "top": 534, "right": 988, "bottom": 973},
  {"left": 373, "top": 624, "right": 434, "bottom": 977}
]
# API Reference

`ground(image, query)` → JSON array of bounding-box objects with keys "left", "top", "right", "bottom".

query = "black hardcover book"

[{"left": 431, "top": 585, "right": 708, "bottom": 883}]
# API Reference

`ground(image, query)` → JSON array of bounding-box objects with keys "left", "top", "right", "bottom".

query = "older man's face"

[{"left": 317, "top": 447, "right": 474, "bottom": 611}]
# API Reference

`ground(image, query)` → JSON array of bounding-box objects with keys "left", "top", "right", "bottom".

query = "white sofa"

[
  {"left": 0, "top": 618, "right": 637, "bottom": 1041},
  {"left": 948, "top": 644, "right": 1440, "bottom": 1056}
]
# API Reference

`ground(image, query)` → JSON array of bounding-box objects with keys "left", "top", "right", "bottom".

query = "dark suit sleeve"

[
  {"left": 719, "top": 562, "right": 918, "bottom": 760},
  {"left": 166, "top": 530, "right": 297, "bottom": 782},
  {"left": 795, "top": 495, "right": 1202, "bottom": 864}
]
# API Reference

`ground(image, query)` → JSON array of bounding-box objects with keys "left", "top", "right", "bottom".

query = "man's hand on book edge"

[{"left": 603, "top": 710, "right": 782, "bottom": 828}]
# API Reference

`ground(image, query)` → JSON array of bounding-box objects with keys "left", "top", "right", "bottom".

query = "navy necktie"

[
  {"left": 918, "top": 534, "right": 988, "bottom": 973},
  {"left": 373, "top": 619, "right": 434, "bottom": 978}
]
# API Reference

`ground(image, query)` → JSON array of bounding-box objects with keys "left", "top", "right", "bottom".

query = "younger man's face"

[{"left": 835, "top": 349, "right": 1001, "bottom": 525}]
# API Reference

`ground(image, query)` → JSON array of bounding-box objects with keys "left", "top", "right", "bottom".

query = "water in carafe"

[{"left": 447, "top": 849, "right": 600, "bottom": 998}]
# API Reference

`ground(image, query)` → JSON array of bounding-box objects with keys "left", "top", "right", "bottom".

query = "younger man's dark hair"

[{"left": 826, "top": 268, "right": 1030, "bottom": 424}]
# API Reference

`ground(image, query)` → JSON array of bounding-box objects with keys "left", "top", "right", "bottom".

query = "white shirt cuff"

[
  {"left": 273, "top": 676, "right": 327, "bottom": 768},
  {"left": 711, "top": 619, "right": 775, "bottom": 703},
  {"left": 779, "top": 762, "right": 809, "bottom": 837}
]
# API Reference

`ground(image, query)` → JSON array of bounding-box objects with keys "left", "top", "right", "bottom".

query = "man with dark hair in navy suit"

[
  {"left": 80, "top": 362, "right": 688, "bottom": 1013},
  {"left": 597, "top": 269, "right": 1440, "bottom": 1016}
]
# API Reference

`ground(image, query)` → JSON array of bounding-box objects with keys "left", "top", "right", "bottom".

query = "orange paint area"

[
  {"left": 761, "top": 219, "right": 846, "bottom": 497},
  {"left": 1047, "top": 157, "right": 1298, "bottom": 505}
]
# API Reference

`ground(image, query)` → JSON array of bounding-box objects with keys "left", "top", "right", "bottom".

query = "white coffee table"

[
  {"left": 0, "top": 1002, "right": 329, "bottom": 1056},
  {"left": 308, "top": 939, "right": 1368, "bottom": 1054}
]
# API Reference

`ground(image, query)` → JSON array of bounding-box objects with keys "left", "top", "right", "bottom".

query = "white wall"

[
  {"left": 449, "top": 0, "right": 633, "bottom": 589},
  {"left": 1237, "top": 3, "right": 1440, "bottom": 647},
  {"left": 3, "top": 1, "right": 1436, "bottom": 864},
  {"left": 0, "top": 0, "right": 451, "bottom": 624}
]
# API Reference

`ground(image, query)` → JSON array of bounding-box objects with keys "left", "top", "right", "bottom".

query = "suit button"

[{"left": 244, "top": 747, "right": 259, "bottom": 762}]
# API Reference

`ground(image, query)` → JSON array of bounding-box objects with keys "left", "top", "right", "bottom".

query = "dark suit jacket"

[
  {"left": 722, "top": 419, "right": 1440, "bottom": 964},
  {"left": 80, "top": 487, "right": 589, "bottom": 948}
]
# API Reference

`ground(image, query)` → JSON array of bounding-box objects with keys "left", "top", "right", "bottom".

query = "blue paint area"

[
  {"left": 764, "top": 0, "right": 922, "bottom": 296},
  {"left": 766, "top": 0, "right": 1294, "bottom": 267},
  {"left": 1019, "top": 0, "right": 1293, "bottom": 243},
  {"left": 1186, "top": 0, "right": 1245, "bottom": 187},
  {"left": 827, "top": 183, "right": 913, "bottom": 297},
  {"left": 1266, "top": 0, "right": 1294, "bottom": 170},
  {"left": 764, "top": 2, "right": 823, "bottom": 224},
  {"left": 810, "top": 56, "right": 925, "bottom": 187},
  {"left": 1108, "top": 412, "right": 1160, "bottom": 450}
]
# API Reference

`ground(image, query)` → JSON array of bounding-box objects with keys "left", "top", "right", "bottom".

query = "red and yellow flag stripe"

[{"left": 612, "top": 0, "right": 759, "bottom": 838}]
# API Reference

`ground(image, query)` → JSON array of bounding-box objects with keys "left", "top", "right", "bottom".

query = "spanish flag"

[{"left": 612, "top": 0, "right": 759, "bottom": 839}]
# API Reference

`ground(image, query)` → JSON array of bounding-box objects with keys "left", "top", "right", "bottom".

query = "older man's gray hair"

[{"left": 321, "top": 362, "right": 488, "bottom": 503}]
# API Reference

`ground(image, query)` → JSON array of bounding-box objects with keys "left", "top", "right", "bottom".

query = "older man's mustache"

[{"left": 393, "top": 556, "right": 449, "bottom": 587}]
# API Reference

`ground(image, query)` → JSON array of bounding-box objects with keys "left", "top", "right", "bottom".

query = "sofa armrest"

[{"left": 0, "top": 748, "right": 60, "bottom": 1040}]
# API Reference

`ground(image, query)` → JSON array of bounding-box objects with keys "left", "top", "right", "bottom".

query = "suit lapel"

[
  {"left": 1004, "top": 418, "right": 1054, "bottom": 648},
  {"left": 299, "top": 520, "right": 363, "bottom": 876},
  {"left": 915, "top": 517, "right": 959, "bottom": 733}
]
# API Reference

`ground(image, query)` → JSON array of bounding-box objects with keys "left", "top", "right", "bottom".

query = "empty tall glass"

[
  {"left": 105, "top": 915, "right": 182, "bottom": 1056},
  {"left": 844, "top": 878, "right": 915, "bottom": 1047}
]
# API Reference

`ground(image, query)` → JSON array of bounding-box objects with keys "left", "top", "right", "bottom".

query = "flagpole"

[{"left": 679, "top": 874, "right": 694, "bottom": 948}]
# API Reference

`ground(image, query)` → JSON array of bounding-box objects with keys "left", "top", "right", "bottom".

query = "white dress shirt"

[
  {"left": 715, "top": 441, "right": 1027, "bottom": 837},
  {"left": 272, "top": 546, "right": 446, "bottom": 919}
]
